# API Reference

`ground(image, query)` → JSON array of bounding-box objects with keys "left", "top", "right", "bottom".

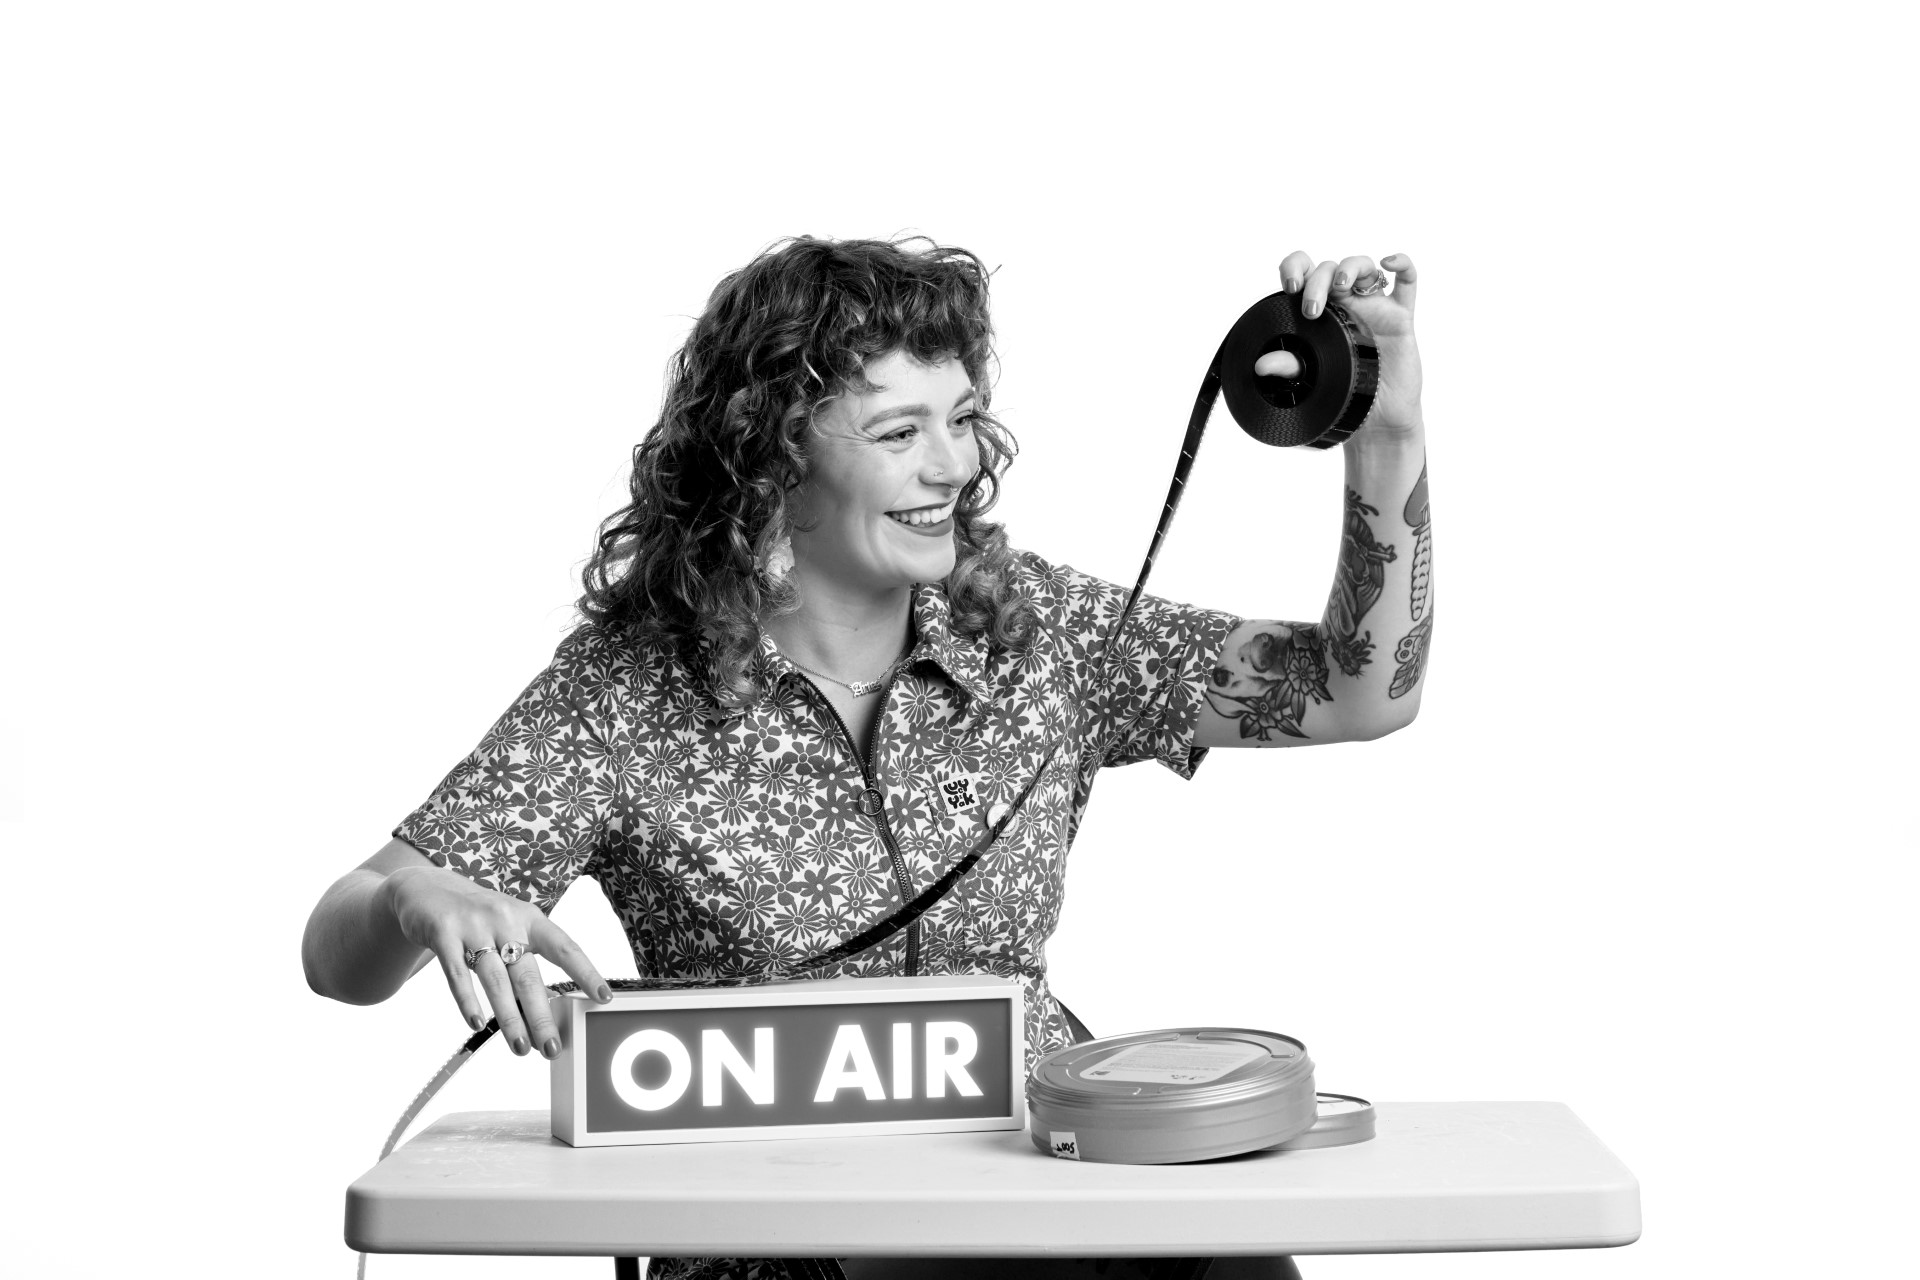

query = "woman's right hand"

[{"left": 381, "top": 861, "right": 613, "bottom": 1058}]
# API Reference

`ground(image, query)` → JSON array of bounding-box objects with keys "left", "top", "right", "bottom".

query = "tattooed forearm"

[
  {"left": 1323, "top": 487, "right": 1398, "bottom": 678},
  {"left": 1388, "top": 463, "right": 1433, "bottom": 699},
  {"left": 1202, "top": 490, "right": 1397, "bottom": 740},
  {"left": 1205, "top": 624, "right": 1332, "bottom": 740}
]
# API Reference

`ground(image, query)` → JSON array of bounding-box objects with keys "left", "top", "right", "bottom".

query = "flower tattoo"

[{"left": 1206, "top": 624, "right": 1333, "bottom": 740}]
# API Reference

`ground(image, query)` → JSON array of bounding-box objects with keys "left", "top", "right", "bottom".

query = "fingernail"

[
  {"left": 597, "top": 984, "right": 613, "bottom": 1002},
  {"left": 543, "top": 1037, "right": 561, "bottom": 1059},
  {"left": 1285, "top": 276, "right": 1300, "bottom": 292},
  {"left": 1335, "top": 272, "right": 1351, "bottom": 288},
  {"left": 511, "top": 1036, "right": 528, "bottom": 1055},
  {"left": 467, "top": 1014, "right": 483, "bottom": 1031},
  {"left": 1304, "top": 301, "right": 1319, "bottom": 317}
]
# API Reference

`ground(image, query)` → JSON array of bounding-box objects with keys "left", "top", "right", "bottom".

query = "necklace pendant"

[{"left": 776, "top": 642, "right": 908, "bottom": 698}]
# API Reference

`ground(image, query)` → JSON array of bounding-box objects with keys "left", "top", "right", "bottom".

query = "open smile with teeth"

[{"left": 887, "top": 500, "right": 956, "bottom": 527}]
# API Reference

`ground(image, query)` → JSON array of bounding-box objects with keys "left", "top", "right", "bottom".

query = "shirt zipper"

[{"left": 810, "top": 664, "right": 920, "bottom": 976}]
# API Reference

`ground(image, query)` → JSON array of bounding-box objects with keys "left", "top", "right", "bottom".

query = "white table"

[{"left": 346, "top": 1102, "right": 1640, "bottom": 1259}]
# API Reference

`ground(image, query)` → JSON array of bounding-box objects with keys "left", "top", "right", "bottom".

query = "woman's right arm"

[{"left": 302, "top": 838, "right": 611, "bottom": 1056}]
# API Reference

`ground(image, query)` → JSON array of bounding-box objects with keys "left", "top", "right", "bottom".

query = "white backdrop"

[{"left": 4, "top": 4, "right": 1912, "bottom": 1277}]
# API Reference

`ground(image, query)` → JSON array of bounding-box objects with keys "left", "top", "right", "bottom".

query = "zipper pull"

[{"left": 861, "top": 787, "right": 885, "bottom": 818}]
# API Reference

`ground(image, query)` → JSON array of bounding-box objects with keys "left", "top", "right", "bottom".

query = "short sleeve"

[
  {"left": 1020, "top": 555, "right": 1239, "bottom": 780},
  {"left": 394, "top": 631, "right": 627, "bottom": 913}
]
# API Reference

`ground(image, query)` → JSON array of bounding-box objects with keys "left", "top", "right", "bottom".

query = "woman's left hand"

[{"left": 1256, "top": 250, "right": 1423, "bottom": 439}]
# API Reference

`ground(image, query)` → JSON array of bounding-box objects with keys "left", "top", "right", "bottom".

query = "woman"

[{"left": 304, "top": 236, "right": 1430, "bottom": 1279}]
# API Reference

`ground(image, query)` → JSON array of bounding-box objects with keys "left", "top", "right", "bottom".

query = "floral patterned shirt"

[{"left": 395, "top": 550, "right": 1239, "bottom": 1280}]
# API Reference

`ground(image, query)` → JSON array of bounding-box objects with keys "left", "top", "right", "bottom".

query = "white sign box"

[{"left": 550, "top": 975, "right": 1025, "bottom": 1147}]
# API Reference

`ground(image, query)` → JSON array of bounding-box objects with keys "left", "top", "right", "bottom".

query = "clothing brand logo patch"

[{"left": 938, "top": 771, "right": 980, "bottom": 815}]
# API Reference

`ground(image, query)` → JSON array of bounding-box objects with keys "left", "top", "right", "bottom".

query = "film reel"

[
  {"left": 1220, "top": 290, "right": 1380, "bottom": 450},
  {"left": 1110, "top": 286, "right": 1383, "bottom": 640}
]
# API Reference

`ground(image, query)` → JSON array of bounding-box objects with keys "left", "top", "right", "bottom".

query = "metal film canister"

[{"left": 1027, "top": 1028, "right": 1318, "bottom": 1164}]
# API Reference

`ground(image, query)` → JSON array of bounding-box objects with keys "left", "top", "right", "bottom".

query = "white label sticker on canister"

[
  {"left": 1079, "top": 1040, "right": 1270, "bottom": 1084},
  {"left": 1048, "top": 1131, "right": 1081, "bottom": 1160}
]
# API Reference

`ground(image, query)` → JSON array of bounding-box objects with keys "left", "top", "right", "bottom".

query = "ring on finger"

[
  {"left": 499, "top": 941, "right": 528, "bottom": 967},
  {"left": 463, "top": 944, "right": 498, "bottom": 970},
  {"left": 1350, "top": 272, "right": 1390, "bottom": 297}
]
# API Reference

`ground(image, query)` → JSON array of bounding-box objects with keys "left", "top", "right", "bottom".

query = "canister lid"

[{"left": 1271, "top": 1092, "right": 1376, "bottom": 1150}]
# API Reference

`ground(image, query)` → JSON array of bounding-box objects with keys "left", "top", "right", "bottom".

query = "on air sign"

[{"left": 550, "top": 975, "right": 1025, "bottom": 1147}]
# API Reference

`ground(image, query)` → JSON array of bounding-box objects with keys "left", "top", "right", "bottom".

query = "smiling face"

[{"left": 789, "top": 350, "right": 982, "bottom": 601}]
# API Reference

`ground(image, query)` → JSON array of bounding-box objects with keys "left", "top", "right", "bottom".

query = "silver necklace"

[{"left": 781, "top": 640, "right": 911, "bottom": 698}]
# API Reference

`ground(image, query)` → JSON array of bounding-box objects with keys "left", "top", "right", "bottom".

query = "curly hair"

[{"left": 579, "top": 236, "right": 1036, "bottom": 706}]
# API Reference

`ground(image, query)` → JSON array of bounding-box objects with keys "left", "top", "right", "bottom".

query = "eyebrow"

[{"left": 859, "top": 387, "right": 976, "bottom": 431}]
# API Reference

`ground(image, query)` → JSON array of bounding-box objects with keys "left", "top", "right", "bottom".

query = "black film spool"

[{"left": 1219, "top": 290, "right": 1379, "bottom": 450}]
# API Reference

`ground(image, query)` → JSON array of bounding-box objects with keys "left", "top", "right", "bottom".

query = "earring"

[{"left": 761, "top": 534, "right": 794, "bottom": 583}]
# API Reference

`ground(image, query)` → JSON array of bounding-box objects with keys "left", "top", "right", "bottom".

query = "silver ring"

[
  {"left": 1349, "top": 272, "right": 1390, "bottom": 297},
  {"left": 463, "top": 945, "right": 497, "bottom": 970},
  {"left": 499, "top": 941, "right": 528, "bottom": 967}
]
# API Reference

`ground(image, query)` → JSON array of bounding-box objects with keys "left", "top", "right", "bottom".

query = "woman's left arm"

[{"left": 1196, "top": 251, "right": 1433, "bottom": 749}]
